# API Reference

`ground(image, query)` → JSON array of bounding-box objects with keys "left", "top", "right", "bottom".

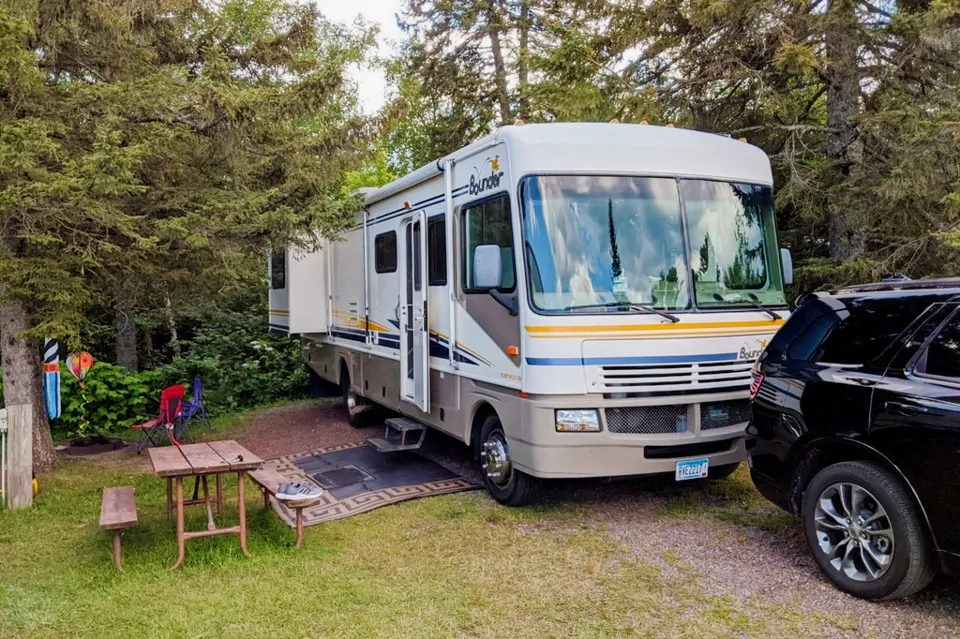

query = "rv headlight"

[{"left": 555, "top": 409, "right": 601, "bottom": 432}]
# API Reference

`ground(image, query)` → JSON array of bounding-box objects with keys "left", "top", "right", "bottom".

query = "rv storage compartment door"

[{"left": 285, "top": 247, "right": 328, "bottom": 335}]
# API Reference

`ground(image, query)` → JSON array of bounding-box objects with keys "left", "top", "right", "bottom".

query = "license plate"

[{"left": 675, "top": 457, "right": 709, "bottom": 481}]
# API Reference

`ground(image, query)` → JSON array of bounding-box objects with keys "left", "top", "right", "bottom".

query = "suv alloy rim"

[{"left": 813, "top": 482, "right": 895, "bottom": 582}]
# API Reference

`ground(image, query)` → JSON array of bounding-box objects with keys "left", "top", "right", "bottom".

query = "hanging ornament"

[
  {"left": 42, "top": 339, "right": 61, "bottom": 420},
  {"left": 66, "top": 352, "right": 95, "bottom": 435}
]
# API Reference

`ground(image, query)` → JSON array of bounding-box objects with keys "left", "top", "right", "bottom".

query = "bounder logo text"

[{"left": 468, "top": 156, "right": 504, "bottom": 196}]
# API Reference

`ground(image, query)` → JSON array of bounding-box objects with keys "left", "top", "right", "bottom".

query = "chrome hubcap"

[
  {"left": 482, "top": 432, "right": 512, "bottom": 487},
  {"left": 344, "top": 388, "right": 357, "bottom": 414},
  {"left": 814, "top": 482, "right": 894, "bottom": 582}
]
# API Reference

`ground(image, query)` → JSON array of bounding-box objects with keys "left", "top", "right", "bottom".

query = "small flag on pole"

[{"left": 42, "top": 339, "right": 61, "bottom": 420}]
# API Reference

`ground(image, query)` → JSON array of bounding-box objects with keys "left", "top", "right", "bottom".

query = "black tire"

[
  {"left": 341, "top": 371, "right": 365, "bottom": 428},
  {"left": 477, "top": 414, "right": 543, "bottom": 507},
  {"left": 707, "top": 462, "right": 740, "bottom": 481},
  {"left": 801, "top": 461, "right": 935, "bottom": 601}
]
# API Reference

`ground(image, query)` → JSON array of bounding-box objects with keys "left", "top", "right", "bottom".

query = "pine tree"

[{"left": 0, "top": 0, "right": 373, "bottom": 471}]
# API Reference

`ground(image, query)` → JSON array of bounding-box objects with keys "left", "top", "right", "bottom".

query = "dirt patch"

[{"left": 230, "top": 401, "right": 381, "bottom": 459}]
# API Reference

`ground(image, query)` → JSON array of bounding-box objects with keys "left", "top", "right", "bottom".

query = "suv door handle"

[{"left": 885, "top": 400, "right": 928, "bottom": 416}]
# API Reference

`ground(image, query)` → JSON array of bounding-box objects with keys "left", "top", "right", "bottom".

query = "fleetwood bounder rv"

[{"left": 269, "top": 122, "right": 793, "bottom": 505}]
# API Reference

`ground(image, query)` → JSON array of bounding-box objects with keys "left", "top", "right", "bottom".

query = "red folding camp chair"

[{"left": 133, "top": 384, "right": 186, "bottom": 454}]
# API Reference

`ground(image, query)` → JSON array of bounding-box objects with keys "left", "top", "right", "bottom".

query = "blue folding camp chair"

[{"left": 180, "top": 377, "right": 215, "bottom": 433}]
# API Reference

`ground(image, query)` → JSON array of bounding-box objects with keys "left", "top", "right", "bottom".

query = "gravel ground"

[{"left": 237, "top": 400, "right": 960, "bottom": 639}]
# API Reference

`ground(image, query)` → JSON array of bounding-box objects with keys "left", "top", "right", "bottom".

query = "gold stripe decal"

[{"left": 525, "top": 319, "right": 784, "bottom": 337}]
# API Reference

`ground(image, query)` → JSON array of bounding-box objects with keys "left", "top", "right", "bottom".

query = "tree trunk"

[
  {"left": 487, "top": 0, "right": 512, "bottom": 124},
  {"left": 0, "top": 300, "right": 58, "bottom": 474},
  {"left": 164, "top": 296, "right": 181, "bottom": 357},
  {"left": 517, "top": 1, "right": 530, "bottom": 120},
  {"left": 824, "top": 0, "right": 862, "bottom": 259},
  {"left": 114, "top": 286, "right": 138, "bottom": 372}
]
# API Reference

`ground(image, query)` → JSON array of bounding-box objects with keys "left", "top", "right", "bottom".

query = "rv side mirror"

[
  {"left": 473, "top": 245, "right": 503, "bottom": 289},
  {"left": 780, "top": 248, "right": 794, "bottom": 286}
]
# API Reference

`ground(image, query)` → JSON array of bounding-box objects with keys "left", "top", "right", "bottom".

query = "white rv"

[{"left": 269, "top": 122, "right": 793, "bottom": 506}]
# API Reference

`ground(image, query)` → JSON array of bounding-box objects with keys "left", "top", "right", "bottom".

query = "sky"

[{"left": 316, "top": 0, "right": 404, "bottom": 114}]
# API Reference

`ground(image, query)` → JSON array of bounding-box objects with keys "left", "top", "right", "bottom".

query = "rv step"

[{"left": 367, "top": 417, "right": 426, "bottom": 453}]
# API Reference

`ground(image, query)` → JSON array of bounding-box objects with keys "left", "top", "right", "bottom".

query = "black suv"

[{"left": 747, "top": 278, "right": 960, "bottom": 600}]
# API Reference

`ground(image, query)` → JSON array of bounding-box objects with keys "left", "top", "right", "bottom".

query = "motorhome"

[{"left": 268, "top": 122, "right": 793, "bottom": 506}]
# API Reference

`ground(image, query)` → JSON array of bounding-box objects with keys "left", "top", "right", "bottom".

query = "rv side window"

[
  {"left": 270, "top": 249, "right": 285, "bottom": 290},
  {"left": 462, "top": 193, "right": 515, "bottom": 293},
  {"left": 375, "top": 231, "right": 397, "bottom": 274},
  {"left": 427, "top": 217, "right": 447, "bottom": 286}
]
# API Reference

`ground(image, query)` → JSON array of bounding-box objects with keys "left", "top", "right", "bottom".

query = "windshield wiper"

[
  {"left": 562, "top": 301, "right": 680, "bottom": 323},
  {"left": 711, "top": 293, "right": 782, "bottom": 321}
]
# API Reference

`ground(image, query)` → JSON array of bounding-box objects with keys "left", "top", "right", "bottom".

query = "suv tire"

[{"left": 801, "top": 461, "right": 934, "bottom": 600}]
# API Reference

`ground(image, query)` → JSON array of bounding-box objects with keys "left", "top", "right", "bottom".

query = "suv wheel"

[{"left": 801, "top": 461, "right": 934, "bottom": 600}]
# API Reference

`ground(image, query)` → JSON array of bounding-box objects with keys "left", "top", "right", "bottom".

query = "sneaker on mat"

[{"left": 276, "top": 482, "right": 323, "bottom": 501}]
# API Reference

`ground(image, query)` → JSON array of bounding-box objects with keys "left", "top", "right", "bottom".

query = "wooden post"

[{"left": 7, "top": 403, "right": 33, "bottom": 509}]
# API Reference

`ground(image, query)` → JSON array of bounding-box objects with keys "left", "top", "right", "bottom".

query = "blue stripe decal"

[
  {"left": 352, "top": 186, "right": 471, "bottom": 231},
  {"left": 525, "top": 353, "right": 739, "bottom": 366}
]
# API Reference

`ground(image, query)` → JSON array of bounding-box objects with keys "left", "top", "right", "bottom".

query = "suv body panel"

[{"left": 747, "top": 281, "right": 960, "bottom": 574}]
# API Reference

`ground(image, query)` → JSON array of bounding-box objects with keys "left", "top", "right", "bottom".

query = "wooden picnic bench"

[
  {"left": 100, "top": 486, "right": 138, "bottom": 572},
  {"left": 248, "top": 468, "right": 322, "bottom": 549}
]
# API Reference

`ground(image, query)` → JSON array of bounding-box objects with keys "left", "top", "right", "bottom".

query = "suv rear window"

[{"left": 787, "top": 299, "right": 919, "bottom": 366}]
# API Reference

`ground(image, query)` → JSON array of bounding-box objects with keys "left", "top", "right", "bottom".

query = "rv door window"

[
  {"left": 427, "top": 217, "right": 447, "bottom": 286},
  {"left": 375, "top": 231, "right": 397, "bottom": 274},
  {"left": 270, "top": 249, "right": 285, "bottom": 290},
  {"left": 463, "top": 193, "right": 515, "bottom": 293}
]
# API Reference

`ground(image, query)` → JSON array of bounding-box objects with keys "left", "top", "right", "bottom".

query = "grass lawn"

[{"left": 0, "top": 413, "right": 861, "bottom": 638}]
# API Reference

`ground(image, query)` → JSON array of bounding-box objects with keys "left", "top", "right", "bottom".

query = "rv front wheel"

[{"left": 479, "top": 414, "right": 542, "bottom": 507}]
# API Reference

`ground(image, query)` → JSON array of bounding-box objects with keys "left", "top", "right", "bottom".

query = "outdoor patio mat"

[{"left": 262, "top": 441, "right": 479, "bottom": 527}]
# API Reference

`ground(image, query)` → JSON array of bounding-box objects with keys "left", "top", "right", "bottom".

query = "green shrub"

[{"left": 57, "top": 362, "right": 151, "bottom": 438}]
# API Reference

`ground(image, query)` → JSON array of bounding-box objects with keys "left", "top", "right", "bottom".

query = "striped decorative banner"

[{"left": 42, "top": 339, "right": 61, "bottom": 420}]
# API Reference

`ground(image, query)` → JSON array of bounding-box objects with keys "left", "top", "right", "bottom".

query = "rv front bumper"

[{"left": 505, "top": 391, "right": 750, "bottom": 479}]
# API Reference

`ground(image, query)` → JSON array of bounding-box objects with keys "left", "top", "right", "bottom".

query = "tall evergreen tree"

[{"left": 0, "top": 0, "right": 373, "bottom": 470}]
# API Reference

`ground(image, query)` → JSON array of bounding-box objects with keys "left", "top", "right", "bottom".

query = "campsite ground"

[{"left": 1, "top": 400, "right": 958, "bottom": 639}]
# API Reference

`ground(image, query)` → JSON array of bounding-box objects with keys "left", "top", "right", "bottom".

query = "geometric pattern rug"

[{"left": 263, "top": 441, "right": 479, "bottom": 527}]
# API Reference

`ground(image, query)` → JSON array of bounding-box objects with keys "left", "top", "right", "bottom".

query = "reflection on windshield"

[
  {"left": 682, "top": 180, "right": 786, "bottom": 308},
  {"left": 520, "top": 176, "right": 690, "bottom": 312}
]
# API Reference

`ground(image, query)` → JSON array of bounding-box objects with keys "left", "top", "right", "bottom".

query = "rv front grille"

[
  {"left": 596, "top": 360, "right": 753, "bottom": 394},
  {"left": 700, "top": 400, "right": 752, "bottom": 431},
  {"left": 605, "top": 405, "right": 689, "bottom": 435}
]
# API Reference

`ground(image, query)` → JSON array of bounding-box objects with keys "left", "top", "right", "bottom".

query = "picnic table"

[{"left": 148, "top": 440, "right": 263, "bottom": 570}]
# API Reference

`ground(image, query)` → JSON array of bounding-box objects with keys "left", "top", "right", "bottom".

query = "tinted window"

[
  {"left": 375, "top": 232, "right": 397, "bottom": 274},
  {"left": 922, "top": 311, "right": 960, "bottom": 379},
  {"left": 787, "top": 312, "right": 838, "bottom": 361},
  {"left": 463, "top": 194, "right": 515, "bottom": 292},
  {"left": 270, "top": 249, "right": 285, "bottom": 290},
  {"left": 817, "top": 302, "right": 916, "bottom": 365},
  {"left": 428, "top": 217, "right": 446, "bottom": 286}
]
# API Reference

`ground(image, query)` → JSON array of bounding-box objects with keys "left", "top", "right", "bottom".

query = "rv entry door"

[{"left": 400, "top": 211, "right": 430, "bottom": 412}]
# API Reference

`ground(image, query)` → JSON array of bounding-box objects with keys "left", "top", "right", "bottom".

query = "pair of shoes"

[{"left": 276, "top": 482, "right": 323, "bottom": 501}]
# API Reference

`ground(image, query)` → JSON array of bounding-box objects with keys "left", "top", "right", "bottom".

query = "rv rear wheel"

[
  {"left": 479, "top": 414, "right": 542, "bottom": 507},
  {"left": 341, "top": 374, "right": 365, "bottom": 428}
]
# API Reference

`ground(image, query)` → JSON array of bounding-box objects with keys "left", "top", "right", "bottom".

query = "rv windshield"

[
  {"left": 520, "top": 175, "right": 691, "bottom": 312},
  {"left": 519, "top": 176, "right": 786, "bottom": 314},
  {"left": 682, "top": 179, "right": 787, "bottom": 309}
]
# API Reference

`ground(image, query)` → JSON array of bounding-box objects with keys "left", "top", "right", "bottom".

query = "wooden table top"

[{"left": 148, "top": 440, "right": 263, "bottom": 478}]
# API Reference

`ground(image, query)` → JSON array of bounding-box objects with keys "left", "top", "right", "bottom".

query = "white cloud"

[{"left": 315, "top": 0, "right": 404, "bottom": 114}]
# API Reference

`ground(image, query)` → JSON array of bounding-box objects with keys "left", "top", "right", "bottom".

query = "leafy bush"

[
  {"left": 141, "top": 308, "right": 309, "bottom": 414},
  {"left": 58, "top": 363, "right": 151, "bottom": 438},
  {"left": 1, "top": 305, "right": 309, "bottom": 440}
]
